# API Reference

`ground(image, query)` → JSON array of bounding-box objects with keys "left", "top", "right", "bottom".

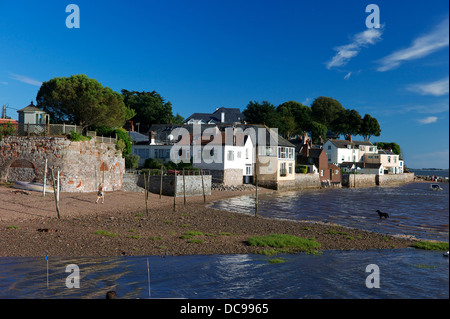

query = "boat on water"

[
  {"left": 430, "top": 184, "right": 443, "bottom": 191},
  {"left": 12, "top": 181, "right": 54, "bottom": 193}
]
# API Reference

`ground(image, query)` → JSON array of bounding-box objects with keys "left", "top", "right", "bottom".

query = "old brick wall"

[{"left": 0, "top": 136, "right": 124, "bottom": 192}]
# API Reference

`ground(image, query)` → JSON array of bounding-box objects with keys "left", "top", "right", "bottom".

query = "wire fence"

[
  {"left": 126, "top": 168, "right": 212, "bottom": 176},
  {"left": 0, "top": 123, "right": 117, "bottom": 144}
]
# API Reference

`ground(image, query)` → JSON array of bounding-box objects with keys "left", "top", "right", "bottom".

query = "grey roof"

[
  {"left": 183, "top": 107, "right": 245, "bottom": 124},
  {"left": 147, "top": 123, "right": 296, "bottom": 148},
  {"left": 328, "top": 139, "right": 374, "bottom": 149},
  {"left": 127, "top": 131, "right": 149, "bottom": 144},
  {"left": 341, "top": 162, "right": 382, "bottom": 169},
  {"left": 17, "top": 101, "right": 46, "bottom": 113}
]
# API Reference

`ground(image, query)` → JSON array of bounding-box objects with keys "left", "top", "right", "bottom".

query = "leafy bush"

[
  {"left": 125, "top": 154, "right": 140, "bottom": 169},
  {"left": 95, "top": 126, "right": 132, "bottom": 157},
  {"left": 144, "top": 158, "right": 165, "bottom": 169},
  {"left": 68, "top": 130, "right": 91, "bottom": 141},
  {"left": 0, "top": 122, "right": 16, "bottom": 141},
  {"left": 295, "top": 165, "right": 308, "bottom": 174}
]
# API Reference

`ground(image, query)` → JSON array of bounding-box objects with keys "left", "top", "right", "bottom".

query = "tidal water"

[
  {"left": 0, "top": 182, "right": 448, "bottom": 299},
  {"left": 213, "top": 182, "right": 449, "bottom": 242},
  {"left": 0, "top": 249, "right": 448, "bottom": 299}
]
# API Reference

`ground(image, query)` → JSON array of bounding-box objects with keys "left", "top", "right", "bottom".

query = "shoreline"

[{"left": 0, "top": 185, "right": 428, "bottom": 258}]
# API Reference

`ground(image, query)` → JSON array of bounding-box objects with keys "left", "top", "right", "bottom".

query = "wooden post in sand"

[
  {"left": 143, "top": 172, "right": 148, "bottom": 216},
  {"left": 159, "top": 165, "right": 163, "bottom": 199},
  {"left": 42, "top": 158, "right": 48, "bottom": 197},
  {"left": 200, "top": 169, "right": 206, "bottom": 204},
  {"left": 50, "top": 168, "right": 61, "bottom": 219},
  {"left": 173, "top": 170, "right": 177, "bottom": 212},
  {"left": 182, "top": 169, "right": 186, "bottom": 205},
  {"left": 255, "top": 160, "right": 258, "bottom": 217}
]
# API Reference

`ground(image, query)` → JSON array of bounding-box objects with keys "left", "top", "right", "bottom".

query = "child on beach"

[{"left": 96, "top": 184, "right": 105, "bottom": 204}]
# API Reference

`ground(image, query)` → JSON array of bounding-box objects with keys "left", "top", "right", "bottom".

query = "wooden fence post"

[
  {"left": 144, "top": 172, "right": 148, "bottom": 216},
  {"left": 183, "top": 169, "right": 186, "bottom": 205},
  {"left": 201, "top": 169, "right": 206, "bottom": 204},
  {"left": 160, "top": 165, "right": 163, "bottom": 199},
  {"left": 50, "top": 168, "right": 61, "bottom": 219},
  {"left": 173, "top": 170, "right": 177, "bottom": 212}
]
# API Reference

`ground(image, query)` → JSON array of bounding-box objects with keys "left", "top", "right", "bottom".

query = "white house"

[
  {"left": 131, "top": 125, "right": 255, "bottom": 186},
  {"left": 324, "top": 136, "right": 377, "bottom": 165},
  {"left": 364, "top": 150, "right": 403, "bottom": 174}
]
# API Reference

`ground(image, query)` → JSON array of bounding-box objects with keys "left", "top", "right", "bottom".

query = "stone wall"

[{"left": 0, "top": 136, "right": 124, "bottom": 192}]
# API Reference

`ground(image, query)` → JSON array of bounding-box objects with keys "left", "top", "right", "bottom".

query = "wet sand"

[{"left": 0, "top": 185, "right": 416, "bottom": 257}]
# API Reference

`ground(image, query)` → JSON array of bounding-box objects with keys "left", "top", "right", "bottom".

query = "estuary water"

[
  {"left": 213, "top": 182, "right": 449, "bottom": 242},
  {"left": 0, "top": 182, "right": 448, "bottom": 299}
]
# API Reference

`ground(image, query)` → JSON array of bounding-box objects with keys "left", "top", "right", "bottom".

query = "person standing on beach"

[{"left": 96, "top": 184, "right": 105, "bottom": 204}]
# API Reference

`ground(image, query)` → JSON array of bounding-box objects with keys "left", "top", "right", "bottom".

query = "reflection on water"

[
  {"left": 0, "top": 249, "right": 448, "bottom": 299},
  {"left": 212, "top": 183, "right": 449, "bottom": 241}
]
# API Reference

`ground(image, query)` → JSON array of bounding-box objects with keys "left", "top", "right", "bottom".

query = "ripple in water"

[{"left": 212, "top": 183, "right": 449, "bottom": 241}]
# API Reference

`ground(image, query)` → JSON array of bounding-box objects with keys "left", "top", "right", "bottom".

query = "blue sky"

[{"left": 0, "top": 0, "right": 448, "bottom": 168}]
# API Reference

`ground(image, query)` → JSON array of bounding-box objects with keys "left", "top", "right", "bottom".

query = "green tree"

[
  {"left": 122, "top": 89, "right": 175, "bottom": 131},
  {"left": 374, "top": 142, "right": 401, "bottom": 155},
  {"left": 331, "top": 109, "right": 363, "bottom": 139},
  {"left": 36, "top": 74, "right": 134, "bottom": 130},
  {"left": 360, "top": 114, "right": 381, "bottom": 141},
  {"left": 311, "top": 96, "right": 345, "bottom": 128},
  {"left": 243, "top": 100, "right": 281, "bottom": 127},
  {"left": 309, "top": 121, "right": 327, "bottom": 144},
  {"left": 277, "top": 101, "right": 312, "bottom": 134},
  {"left": 173, "top": 113, "right": 185, "bottom": 125}
]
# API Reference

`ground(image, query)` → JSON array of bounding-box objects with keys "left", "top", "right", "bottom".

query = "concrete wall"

[
  {"left": 294, "top": 173, "right": 322, "bottom": 189},
  {"left": 342, "top": 173, "right": 377, "bottom": 188},
  {"left": 342, "top": 172, "right": 415, "bottom": 187},
  {"left": 0, "top": 136, "right": 124, "bottom": 192},
  {"left": 377, "top": 173, "right": 415, "bottom": 186},
  {"left": 122, "top": 173, "right": 212, "bottom": 197}
]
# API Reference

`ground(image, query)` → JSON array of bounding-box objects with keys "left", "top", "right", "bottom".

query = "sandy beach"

[{"left": 0, "top": 185, "right": 416, "bottom": 257}]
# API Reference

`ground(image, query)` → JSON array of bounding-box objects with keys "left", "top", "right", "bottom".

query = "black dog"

[{"left": 376, "top": 210, "right": 389, "bottom": 219}]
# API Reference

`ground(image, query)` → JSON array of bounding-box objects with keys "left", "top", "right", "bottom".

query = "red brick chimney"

[{"left": 347, "top": 135, "right": 352, "bottom": 143}]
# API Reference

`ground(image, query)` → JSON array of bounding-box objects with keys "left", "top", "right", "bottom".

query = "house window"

[
  {"left": 227, "top": 150, "right": 234, "bottom": 161},
  {"left": 288, "top": 163, "right": 293, "bottom": 174},
  {"left": 320, "top": 170, "right": 324, "bottom": 176},
  {"left": 280, "top": 162, "right": 286, "bottom": 176},
  {"left": 328, "top": 145, "right": 331, "bottom": 150},
  {"left": 278, "top": 147, "right": 287, "bottom": 159},
  {"left": 245, "top": 164, "right": 252, "bottom": 175},
  {"left": 260, "top": 146, "right": 275, "bottom": 156},
  {"left": 237, "top": 151, "right": 242, "bottom": 159},
  {"left": 135, "top": 148, "right": 149, "bottom": 159},
  {"left": 388, "top": 156, "right": 391, "bottom": 163},
  {"left": 245, "top": 148, "right": 249, "bottom": 159}
]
